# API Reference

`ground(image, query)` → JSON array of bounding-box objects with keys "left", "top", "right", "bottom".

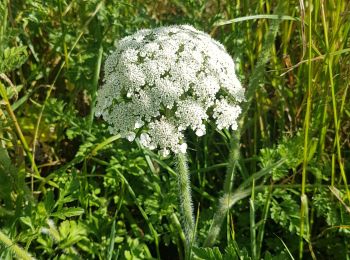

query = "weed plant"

[{"left": 0, "top": 0, "right": 349, "bottom": 259}]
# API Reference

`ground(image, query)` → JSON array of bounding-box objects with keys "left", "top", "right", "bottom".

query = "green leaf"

[
  {"left": 214, "top": 14, "right": 299, "bottom": 26},
  {"left": 6, "top": 84, "right": 23, "bottom": 100},
  {"left": 58, "top": 220, "right": 87, "bottom": 249},
  {"left": 192, "top": 246, "right": 223, "bottom": 260},
  {"left": 269, "top": 189, "right": 300, "bottom": 234},
  {"left": 51, "top": 207, "right": 84, "bottom": 220},
  {"left": 0, "top": 147, "right": 15, "bottom": 205},
  {"left": 19, "top": 217, "right": 34, "bottom": 231},
  {"left": 0, "top": 46, "right": 28, "bottom": 73},
  {"left": 44, "top": 190, "right": 55, "bottom": 213}
]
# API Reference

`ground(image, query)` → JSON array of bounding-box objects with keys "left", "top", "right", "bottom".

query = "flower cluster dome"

[{"left": 95, "top": 25, "right": 244, "bottom": 156}]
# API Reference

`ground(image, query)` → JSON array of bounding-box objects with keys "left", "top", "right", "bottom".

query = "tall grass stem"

[{"left": 299, "top": 0, "right": 313, "bottom": 257}]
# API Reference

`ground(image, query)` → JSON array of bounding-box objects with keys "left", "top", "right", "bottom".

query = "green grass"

[{"left": 0, "top": 0, "right": 349, "bottom": 259}]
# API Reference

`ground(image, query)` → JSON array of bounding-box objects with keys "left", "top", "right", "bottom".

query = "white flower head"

[
  {"left": 175, "top": 99, "right": 208, "bottom": 136},
  {"left": 96, "top": 25, "right": 244, "bottom": 155},
  {"left": 213, "top": 99, "right": 242, "bottom": 130}
]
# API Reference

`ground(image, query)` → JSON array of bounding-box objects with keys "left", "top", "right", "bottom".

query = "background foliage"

[{"left": 0, "top": 0, "right": 349, "bottom": 259}]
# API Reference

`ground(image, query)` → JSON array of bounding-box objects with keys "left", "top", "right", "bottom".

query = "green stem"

[
  {"left": 117, "top": 171, "right": 161, "bottom": 260},
  {"left": 249, "top": 180, "right": 256, "bottom": 260},
  {"left": 88, "top": 18, "right": 103, "bottom": 133},
  {"left": 300, "top": 1, "right": 313, "bottom": 257},
  {"left": 204, "top": 2, "right": 284, "bottom": 247},
  {"left": 223, "top": 135, "right": 241, "bottom": 193},
  {"left": 176, "top": 152, "right": 195, "bottom": 259},
  {"left": 90, "top": 134, "right": 120, "bottom": 156},
  {"left": 0, "top": 230, "right": 34, "bottom": 260},
  {"left": 256, "top": 185, "right": 272, "bottom": 260},
  {"left": 170, "top": 213, "right": 186, "bottom": 260},
  {"left": 204, "top": 190, "right": 251, "bottom": 246},
  {"left": 0, "top": 81, "right": 40, "bottom": 178}
]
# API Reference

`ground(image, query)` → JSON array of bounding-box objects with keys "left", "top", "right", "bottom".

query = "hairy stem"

[
  {"left": 204, "top": 2, "right": 285, "bottom": 247},
  {"left": 0, "top": 230, "right": 34, "bottom": 260},
  {"left": 204, "top": 190, "right": 251, "bottom": 246},
  {"left": 176, "top": 152, "right": 195, "bottom": 259}
]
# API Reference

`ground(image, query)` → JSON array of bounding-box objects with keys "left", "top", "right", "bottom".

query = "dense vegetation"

[{"left": 0, "top": 0, "right": 349, "bottom": 259}]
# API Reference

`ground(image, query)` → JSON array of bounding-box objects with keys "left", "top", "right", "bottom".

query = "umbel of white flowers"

[{"left": 95, "top": 25, "right": 244, "bottom": 156}]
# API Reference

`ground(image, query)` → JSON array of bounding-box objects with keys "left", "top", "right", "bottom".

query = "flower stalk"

[{"left": 176, "top": 152, "right": 195, "bottom": 259}]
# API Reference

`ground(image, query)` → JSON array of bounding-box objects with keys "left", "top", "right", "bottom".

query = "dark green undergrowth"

[{"left": 0, "top": 0, "right": 349, "bottom": 259}]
